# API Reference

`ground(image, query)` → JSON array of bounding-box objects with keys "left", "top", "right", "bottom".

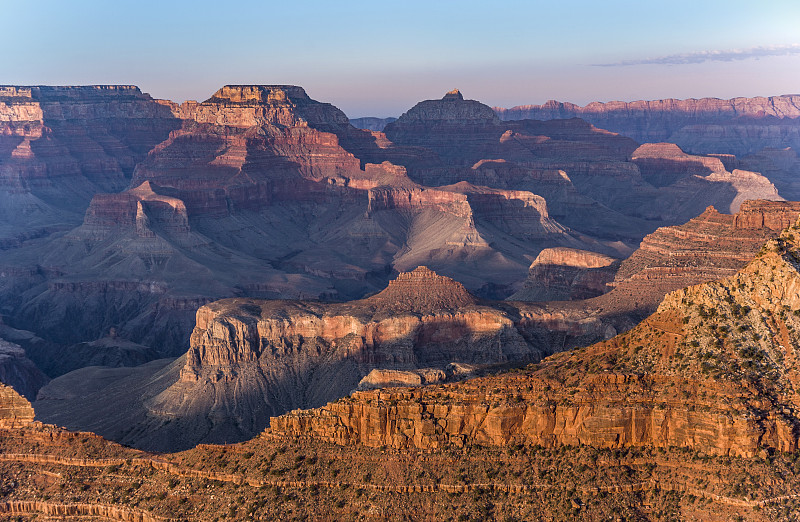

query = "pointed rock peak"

[
  {"left": 204, "top": 85, "right": 311, "bottom": 105},
  {"left": 443, "top": 89, "right": 464, "bottom": 101},
  {"left": 129, "top": 180, "right": 160, "bottom": 197},
  {"left": 366, "top": 266, "right": 476, "bottom": 313},
  {"left": 0, "top": 382, "right": 35, "bottom": 428}
]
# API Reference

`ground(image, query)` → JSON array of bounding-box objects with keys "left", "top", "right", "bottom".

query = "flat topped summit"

[
  {"left": 194, "top": 85, "right": 350, "bottom": 127},
  {"left": 365, "top": 266, "right": 476, "bottom": 313},
  {"left": 0, "top": 85, "right": 148, "bottom": 101},
  {"left": 203, "top": 85, "right": 312, "bottom": 105}
]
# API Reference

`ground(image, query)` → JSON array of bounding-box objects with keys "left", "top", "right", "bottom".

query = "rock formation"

[
  {"left": 385, "top": 91, "right": 787, "bottom": 242},
  {"left": 607, "top": 199, "right": 800, "bottom": 313},
  {"left": 495, "top": 94, "right": 800, "bottom": 156},
  {"left": 269, "top": 217, "right": 800, "bottom": 458},
  {"left": 510, "top": 248, "right": 619, "bottom": 301},
  {"left": 0, "top": 381, "right": 34, "bottom": 427},
  {"left": 5, "top": 87, "right": 617, "bottom": 359},
  {"left": 34, "top": 266, "right": 617, "bottom": 451},
  {"left": 737, "top": 146, "right": 800, "bottom": 200},
  {"left": 3, "top": 84, "right": 799, "bottom": 408},
  {"left": 4, "top": 415, "right": 798, "bottom": 521},
  {"left": 0, "top": 85, "right": 180, "bottom": 246},
  {"left": 0, "top": 339, "right": 48, "bottom": 399},
  {"left": 628, "top": 143, "right": 781, "bottom": 219}
]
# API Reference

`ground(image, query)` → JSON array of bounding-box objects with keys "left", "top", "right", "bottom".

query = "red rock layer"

[
  {"left": 0, "top": 382, "right": 34, "bottom": 428},
  {"left": 363, "top": 266, "right": 476, "bottom": 312},
  {"left": 495, "top": 95, "right": 800, "bottom": 155},
  {"left": 270, "top": 220, "right": 800, "bottom": 457},
  {"left": 511, "top": 248, "right": 619, "bottom": 301},
  {"left": 608, "top": 200, "right": 800, "bottom": 311}
]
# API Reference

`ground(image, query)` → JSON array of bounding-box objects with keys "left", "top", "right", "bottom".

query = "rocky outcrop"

[
  {"left": 361, "top": 266, "right": 477, "bottom": 312},
  {"left": 357, "top": 368, "right": 448, "bottom": 389},
  {"left": 269, "top": 217, "right": 800, "bottom": 457},
  {"left": 33, "top": 267, "right": 618, "bottom": 451},
  {"left": 382, "top": 90, "right": 512, "bottom": 176},
  {"left": 0, "top": 382, "right": 34, "bottom": 427},
  {"left": 0, "top": 85, "right": 180, "bottom": 245},
  {"left": 0, "top": 501, "right": 165, "bottom": 522},
  {"left": 391, "top": 89, "right": 500, "bottom": 124},
  {"left": 366, "top": 186, "right": 472, "bottom": 218},
  {"left": 7, "top": 84, "right": 798, "bottom": 396},
  {"left": 738, "top": 146, "right": 800, "bottom": 200},
  {"left": 187, "top": 85, "right": 351, "bottom": 128},
  {"left": 78, "top": 181, "right": 190, "bottom": 240},
  {"left": 608, "top": 200, "right": 800, "bottom": 312},
  {"left": 510, "top": 248, "right": 619, "bottom": 301},
  {"left": 2, "top": 87, "right": 605, "bottom": 361},
  {"left": 385, "top": 91, "right": 788, "bottom": 242},
  {"left": 629, "top": 143, "right": 782, "bottom": 217},
  {"left": 495, "top": 94, "right": 800, "bottom": 156}
]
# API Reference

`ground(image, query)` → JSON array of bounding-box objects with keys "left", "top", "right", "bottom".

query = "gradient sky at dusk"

[{"left": 3, "top": 0, "right": 800, "bottom": 117}]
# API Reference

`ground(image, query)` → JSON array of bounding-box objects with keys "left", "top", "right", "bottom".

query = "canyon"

[
  {"left": 32, "top": 266, "right": 611, "bottom": 451},
  {"left": 33, "top": 196, "right": 800, "bottom": 452},
  {"left": 2, "top": 87, "right": 786, "bottom": 370},
  {"left": 6, "top": 219, "right": 800, "bottom": 520},
  {"left": 2, "top": 84, "right": 800, "bottom": 520}
]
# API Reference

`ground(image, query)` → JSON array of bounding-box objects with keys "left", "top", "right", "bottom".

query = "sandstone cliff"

[
  {"left": 0, "top": 382, "right": 34, "bottom": 428},
  {"left": 607, "top": 200, "right": 800, "bottom": 313},
  {"left": 4, "top": 87, "right": 614, "bottom": 358},
  {"left": 269, "top": 217, "right": 800, "bottom": 458},
  {"left": 0, "top": 85, "right": 180, "bottom": 246},
  {"left": 385, "top": 91, "right": 788, "bottom": 244},
  {"left": 34, "top": 267, "right": 618, "bottom": 451},
  {"left": 5, "top": 84, "right": 798, "bottom": 402},
  {"left": 4, "top": 416, "right": 797, "bottom": 521},
  {"left": 510, "top": 247, "right": 619, "bottom": 301}
]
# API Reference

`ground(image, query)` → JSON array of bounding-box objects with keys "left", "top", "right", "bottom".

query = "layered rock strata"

[
  {"left": 0, "top": 85, "right": 180, "bottom": 244},
  {"left": 270, "top": 219, "right": 800, "bottom": 458},
  {"left": 495, "top": 95, "right": 800, "bottom": 156},
  {"left": 0, "top": 382, "right": 34, "bottom": 428},
  {"left": 510, "top": 248, "right": 619, "bottom": 301},
  {"left": 387, "top": 91, "right": 786, "bottom": 242},
  {"left": 34, "top": 267, "right": 619, "bottom": 451},
  {"left": 608, "top": 199, "right": 800, "bottom": 312}
]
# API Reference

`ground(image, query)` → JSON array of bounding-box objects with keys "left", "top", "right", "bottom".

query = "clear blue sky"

[{"left": 3, "top": 0, "right": 799, "bottom": 117}]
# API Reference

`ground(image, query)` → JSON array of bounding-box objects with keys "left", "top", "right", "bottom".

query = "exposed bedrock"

[
  {"left": 510, "top": 247, "right": 620, "bottom": 301},
  {"left": 495, "top": 94, "right": 800, "bottom": 156},
  {"left": 0, "top": 381, "right": 35, "bottom": 428},
  {"left": 0, "top": 85, "right": 181, "bottom": 243},
  {"left": 270, "top": 218, "right": 800, "bottom": 458},
  {"left": 33, "top": 267, "right": 618, "bottom": 451}
]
